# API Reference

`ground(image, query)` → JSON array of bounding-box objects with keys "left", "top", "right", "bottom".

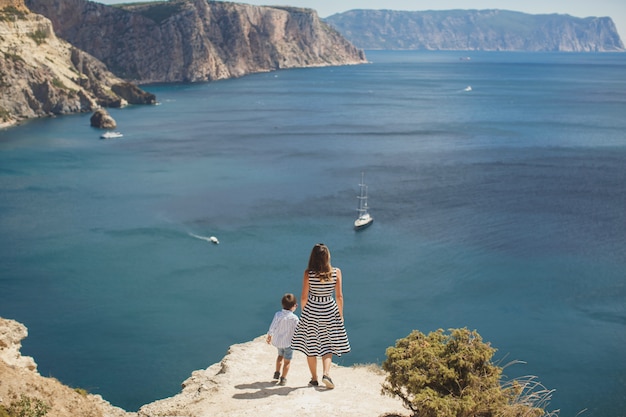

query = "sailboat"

[{"left": 354, "top": 172, "right": 373, "bottom": 230}]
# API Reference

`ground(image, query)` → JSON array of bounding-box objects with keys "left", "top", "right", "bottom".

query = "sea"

[{"left": 1, "top": 51, "right": 625, "bottom": 416}]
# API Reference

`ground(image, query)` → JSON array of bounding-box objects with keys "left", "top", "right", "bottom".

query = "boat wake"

[{"left": 188, "top": 232, "right": 219, "bottom": 244}]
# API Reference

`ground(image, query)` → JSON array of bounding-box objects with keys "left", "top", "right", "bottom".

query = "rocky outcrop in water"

[
  {"left": 90, "top": 108, "right": 116, "bottom": 129},
  {"left": 0, "top": 0, "right": 155, "bottom": 127},
  {"left": 325, "top": 9, "right": 625, "bottom": 52},
  {"left": 26, "top": 0, "right": 367, "bottom": 84}
]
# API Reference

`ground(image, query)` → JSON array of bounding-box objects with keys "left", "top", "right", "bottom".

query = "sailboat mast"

[
  {"left": 363, "top": 185, "right": 368, "bottom": 210},
  {"left": 357, "top": 172, "right": 367, "bottom": 214}
]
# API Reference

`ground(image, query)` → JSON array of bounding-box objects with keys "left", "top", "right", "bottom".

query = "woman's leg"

[
  {"left": 322, "top": 353, "right": 332, "bottom": 377},
  {"left": 307, "top": 356, "right": 318, "bottom": 381},
  {"left": 321, "top": 354, "right": 335, "bottom": 388}
]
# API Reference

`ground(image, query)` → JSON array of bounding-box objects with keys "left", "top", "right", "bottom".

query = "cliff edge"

[
  {"left": 26, "top": 0, "right": 368, "bottom": 84},
  {"left": 0, "top": 0, "right": 155, "bottom": 128},
  {"left": 0, "top": 317, "right": 407, "bottom": 417},
  {"left": 0, "top": 317, "right": 132, "bottom": 417}
]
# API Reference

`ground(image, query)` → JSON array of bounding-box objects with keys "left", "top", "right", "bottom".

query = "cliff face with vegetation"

[
  {"left": 26, "top": 0, "right": 367, "bottom": 84},
  {"left": 325, "top": 9, "right": 625, "bottom": 52},
  {"left": 0, "top": 317, "right": 131, "bottom": 417},
  {"left": 0, "top": 317, "right": 406, "bottom": 417},
  {"left": 0, "top": 0, "right": 155, "bottom": 127}
]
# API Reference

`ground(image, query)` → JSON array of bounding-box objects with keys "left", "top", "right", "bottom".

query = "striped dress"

[{"left": 291, "top": 268, "right": 351, "bottom": 357}]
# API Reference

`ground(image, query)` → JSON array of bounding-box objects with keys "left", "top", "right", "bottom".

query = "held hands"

[{"left": 266, "top": 335, "right": 272, "bottom": 344}]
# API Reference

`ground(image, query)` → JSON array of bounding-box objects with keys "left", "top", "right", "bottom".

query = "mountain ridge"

[
  {"left": 324, "top": 9, "right": 625, "bottom": 52},
  {"left": 26, "top": 0, "right": 367, "bottom": 84}
]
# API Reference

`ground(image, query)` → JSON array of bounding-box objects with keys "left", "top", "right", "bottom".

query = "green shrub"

[
  {"left": 74, "top": 387, "right": 89, "bottom": 396},
  {"left": 0, "top": 107, "right": 11, "bottom": 122},
  {"left": 381, "top": 328, "right": 551, "bottom": 417},
  {"left": 3, "top": 51, "right": 24, "bottom": 63},
  {"left": 51, "top": 78, "right": 67, "bottom": 89},
  {"left": 133, "top": 2, "right": 185, "bottom": 24},
  {"left": 28, "top": 30, "right": 48, "bottom": 45},
  {"left": 0, "top": 6, "right": 28, "bottom": 21},
  {"left": 6, "top": 395, "right": 49, "bottom": 417}
]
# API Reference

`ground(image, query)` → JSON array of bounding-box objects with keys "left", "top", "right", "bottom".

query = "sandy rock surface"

[
  {"left": 1, "top": 317, "right": 406, "bottom": 417},
  {"left": 139, "top": 336, "right": 407, "bottom": 417}
]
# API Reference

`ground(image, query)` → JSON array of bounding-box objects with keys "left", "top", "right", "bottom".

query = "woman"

[{"left": 291, "top": 243, "right": 350, "bottom": 389}]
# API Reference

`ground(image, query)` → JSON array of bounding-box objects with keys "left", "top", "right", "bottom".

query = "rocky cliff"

[
  {"left": 26, "top": 0, "right": 367, "bottom": 84},
  {"left": 0, "top": 0, "right": 155, "bottom": 127},
  {"left": 0, "top": 317, "right": 132, "bottom": 417},
  {"left": 325, "top": 9, "right": 625, "bottom": 52},
  {"left": 0, "top": 317, "right": 406, "bottom": 417}
]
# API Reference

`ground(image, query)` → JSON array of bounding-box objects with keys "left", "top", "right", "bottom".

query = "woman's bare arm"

[
  {"left": 300, "top": 270, "right": 309, "bottom": 310},
  {"left": 335, "top": 268, "right": 344, "bottom": 321}
]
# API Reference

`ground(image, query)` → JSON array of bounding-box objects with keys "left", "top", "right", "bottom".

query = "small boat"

[
  {"left": 188, "top": 232, "right": 219, "bottom": 245},
  {"left": 100, "top": 131, "right": 123, "bottom": 139},
  {"left": 354, "top": 172, "right": 373, "bottom": 230},
  {"left": 464, "top": 86, "right": 472, "bottom": 92}
]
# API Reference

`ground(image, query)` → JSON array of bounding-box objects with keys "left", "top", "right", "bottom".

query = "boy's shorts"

[{"left": 277, "top": 347, "right": 294, "bottom": 360}]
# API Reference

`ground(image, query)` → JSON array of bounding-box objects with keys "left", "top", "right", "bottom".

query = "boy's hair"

[{"left": 281, "top": 293, "right": 297, "bottom": 310}]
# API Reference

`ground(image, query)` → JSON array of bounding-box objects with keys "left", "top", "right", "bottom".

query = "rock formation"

[
  {"left": 0, "top": 317, "right": 131, "bottom": 417},
  {"left": 137, "top": 336, "right": 407, "bottom": 417},
  {"left": 0, "top": 0, "right": 155, "bottom": 127},
  {"left": 111, "top": 82, "right": 156, "bottom": 106},
  {"left": 26, "top": 0, "right": 368, "bottom": 84},
  {"left": 90, "top": 108, "right": 116, "bottom": 129},
  {"left": 325, "top": 9, "right": 625, "bottom": 52},
  {"left": 0, "top": 317, "right": 407, "bottom": 417},
  {"left": 0, "top": 317, "right": 37, "bottom": 371}
]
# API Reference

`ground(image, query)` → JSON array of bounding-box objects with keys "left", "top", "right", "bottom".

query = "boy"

[{"left": 266, "top": 293, "right": 299, "bottom": 385}]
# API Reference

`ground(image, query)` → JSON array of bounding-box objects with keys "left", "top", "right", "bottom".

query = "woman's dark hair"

[{"left": 307, "top": 243, "right": 332, "bottom": 282}]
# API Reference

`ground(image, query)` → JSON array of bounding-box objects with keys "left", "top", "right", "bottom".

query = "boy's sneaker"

[
  {"left": 322, "top": 375, "right": 335, "bottom": 389},
  {"left": 278, "top": 377, "right": 287, "bottom": 386},
  {"left": 273, "top": 371, "right": 280, "bottom": 380}
]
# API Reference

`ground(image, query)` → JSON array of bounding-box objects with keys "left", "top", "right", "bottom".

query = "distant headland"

[{"left": 324, "top": 9, "right": 625, "bottom": 52}]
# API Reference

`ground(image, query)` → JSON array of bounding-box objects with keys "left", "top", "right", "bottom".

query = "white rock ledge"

[{"left": 138, "top": 335, "right": 406, "bottom": 417}]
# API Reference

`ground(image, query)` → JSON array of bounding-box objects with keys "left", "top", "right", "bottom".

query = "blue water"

[{"left": 1, "top": 51, "right": 625, "bottom": 416}]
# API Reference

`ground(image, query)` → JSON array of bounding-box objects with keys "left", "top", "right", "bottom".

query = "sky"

[{"left": 98, "top": 0, "right": 626, "bottom": 41}]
